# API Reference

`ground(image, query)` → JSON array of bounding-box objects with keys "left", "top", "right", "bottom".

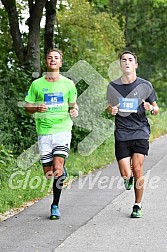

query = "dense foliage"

[{"left": 110, "top": 0, "right": 167, "bottom": 106}]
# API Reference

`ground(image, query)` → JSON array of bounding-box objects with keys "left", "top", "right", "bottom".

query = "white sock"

[{"left": 134, "top": 202, "right": 142, "bottom": 208}]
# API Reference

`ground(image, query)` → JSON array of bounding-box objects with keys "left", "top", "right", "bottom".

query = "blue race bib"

[
  {"left": 44, "top": 92, "right": 64, "bottom": 107},
  {"left": 119, "top": 97, "right": 138, "bottom": 113}
]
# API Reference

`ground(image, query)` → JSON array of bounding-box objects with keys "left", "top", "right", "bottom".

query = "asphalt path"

[{"left": 0, "top": 135, "right": 167, "bottom": 252}]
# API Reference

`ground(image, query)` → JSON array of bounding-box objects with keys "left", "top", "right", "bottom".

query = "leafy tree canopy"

[
  {"left": 55, "top": 0, "right": 125, "bottom": 78},
  {"left": 110, "top": 0, "right": 167, "bottom": 105}
]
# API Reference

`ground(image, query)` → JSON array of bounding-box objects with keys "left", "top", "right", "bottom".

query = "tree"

[
  {"left": 88, "top": 0, "right": 110, "bottom": 11},
  {"left": 56, "top": 0, "right": 125, "bottom": 77},
  {"left": 1, "top": 0, "right": 57, "bottom": 72},
  {"left": 110, "top": 0, "right": 167, "bottom": 105}
]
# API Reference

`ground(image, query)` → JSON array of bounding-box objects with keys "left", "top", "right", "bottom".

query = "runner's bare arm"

[{"left": 25, "top": 102, "right": 47, "bottom": 114}]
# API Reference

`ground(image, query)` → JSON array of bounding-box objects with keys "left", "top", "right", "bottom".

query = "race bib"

[
  {"left": 119, "top": 97, "right": 138, "bottom": 113},
  {"left": 44, "top": 92, "right": 64, "bottom": 107}
]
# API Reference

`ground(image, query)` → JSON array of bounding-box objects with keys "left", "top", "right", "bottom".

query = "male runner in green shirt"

[{"left": 25, "top": 48, "right": 78, "bottom": 219}]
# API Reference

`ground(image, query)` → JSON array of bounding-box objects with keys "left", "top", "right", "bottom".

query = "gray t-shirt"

[{"left": 107, "top": 77, "right": 157, "bottom": 141}]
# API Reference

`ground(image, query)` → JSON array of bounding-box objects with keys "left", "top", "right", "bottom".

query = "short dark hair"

[
  {"left": 119, "top": 51, "right": 137, "bottom": 63},
  {"left": 45, "top": 48, "right": 63, "bottom": 61}
]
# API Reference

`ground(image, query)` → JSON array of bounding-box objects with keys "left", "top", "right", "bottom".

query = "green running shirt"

[{"left": 25, "top": 75, "right": 77, "bottom": 135}]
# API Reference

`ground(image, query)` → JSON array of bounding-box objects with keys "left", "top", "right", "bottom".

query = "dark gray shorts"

[{"left": 115, "top": 139, "right": 149, "bottom": 161}]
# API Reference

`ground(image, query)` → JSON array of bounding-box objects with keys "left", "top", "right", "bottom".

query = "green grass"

[
  {"left": 148, "top": 110, "right": 167, "bottom": 142},
  {"left": 0, "top": 135, "right": 115, "bottom": 216},
  {"left": 0, "top": 111, "right": 167, "bottom": 218}
]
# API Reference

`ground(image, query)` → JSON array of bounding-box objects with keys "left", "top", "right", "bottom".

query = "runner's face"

[
  {"left": 120, "top": 53, "right": 138, "bottom": 74},
  {"left": 46, "top": 51, "right": 62, "bottom": 71}
]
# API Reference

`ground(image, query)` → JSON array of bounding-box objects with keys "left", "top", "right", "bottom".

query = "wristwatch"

[{"left": 150, "top": 106, "right": 154, "bottom": 115}]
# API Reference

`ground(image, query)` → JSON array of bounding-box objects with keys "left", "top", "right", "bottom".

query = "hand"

[
  {"left": 108, "top": 103, "right": 120, "bottom": 116},
  {"left": 70, "top": 108, "right": 79, "bottom": 118},
  {"left": 142, "top": 100, "right": 153, "bottom": 111},
  {"left": 36, "top": 103, "right": 47, "bottom": 112}
]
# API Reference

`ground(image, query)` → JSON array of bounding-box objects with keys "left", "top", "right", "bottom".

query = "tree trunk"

[
  {"left": 26, "top": 0, "right": 47, "bottom": 73},
  {"left": 1, "top": 0, "right": 57, "bottom": 73},
  {"left": 44, "top": 0, "right": 58, "bottom": 55},
  {"left": 1, "top": 0, "right": 25, "bottom": 63}
]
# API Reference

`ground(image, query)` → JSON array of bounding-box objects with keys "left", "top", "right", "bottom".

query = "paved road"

[{"left": 0, "top": 135, "right": 167, "bottom": 252}]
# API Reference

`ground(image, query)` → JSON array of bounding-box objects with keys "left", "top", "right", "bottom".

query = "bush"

[{"left": 0, "top": 145, "right": 17, "bottom": 181}]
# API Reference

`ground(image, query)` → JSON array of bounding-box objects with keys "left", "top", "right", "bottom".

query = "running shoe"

[
  {"left": 124, "top": 176, "right": 134, "bottom": 190},
  {"left": 131, "top": 205, "right": 143, "bottom": 218},
  {"left": 50, "top": 205, "right": 61, "bottom": 220}
]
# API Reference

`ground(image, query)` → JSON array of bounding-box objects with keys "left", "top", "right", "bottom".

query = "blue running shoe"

[{"left": 50, "top": 205, "right": 61, "bottom": 220}]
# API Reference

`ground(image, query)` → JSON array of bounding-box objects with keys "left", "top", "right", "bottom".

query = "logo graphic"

[
  {"left": 62, "top": 60, "right": 115, "bottom": 156},
  {"left": 17, "top": 59, "right": 154, "bottom": 168}
]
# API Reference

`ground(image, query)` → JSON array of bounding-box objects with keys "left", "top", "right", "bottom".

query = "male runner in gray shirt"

[{"left": 107, "top": 51, "right": 159, "bottom": 218}]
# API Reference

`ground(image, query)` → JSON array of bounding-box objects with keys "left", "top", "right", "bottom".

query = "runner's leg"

[
  {"left": 131, "top": 153, "right": 145, "bottom": 203},
  {"left": 52, "top": 156, "right": 65, "bottom": 206},
  {"left": 118, "top": 156, "right": 132, "bottom": 179}
]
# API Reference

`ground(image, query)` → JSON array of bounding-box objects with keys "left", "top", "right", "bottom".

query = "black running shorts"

[{"left": 115, "top": 139, "right": 149, "bottom": 161}]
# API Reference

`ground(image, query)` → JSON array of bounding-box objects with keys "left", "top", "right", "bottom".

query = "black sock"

[{"left": 52, "top": 176, "right": 64, "bottom": 206}]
